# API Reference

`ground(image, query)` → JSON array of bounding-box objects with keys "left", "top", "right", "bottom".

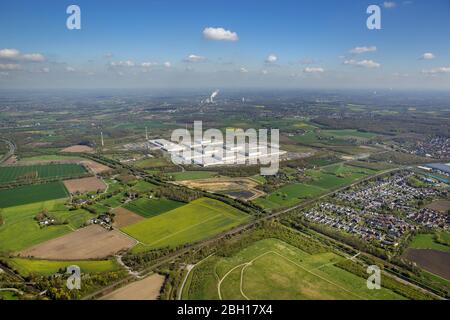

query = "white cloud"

[
  {"left": 0, "top": 48, "right": 21, "bottom": 59},
  {"left": 110, "top": 60, "right": 135, "bottom": 67},
  {"left": 349, "top": 46, "right": 377, "bottom": 54},
  {"left": 265, "top": 54, "right": 278, "bottom": 64},
  {"left": 0, "top": 63, "right": 21, "bottom": 71},
  {"left": 304, "top": 67, "right": 325, "bottom": 73},
  {"left": 261, "top": 70, "right": 268, "bottom": 75},
  {"left": 240, "top": 67, "right": 249, "bottom": 73},
  {"left": 163, "top": 61, "right": 171, "bottom": 68},
  {"left": 383, "top": 1, "right": 397, "bottom": 8},
  {"left": 343, "top": 59, "right": 381, "bottom": 68},
  {"left": 0, "top": 48, "right": 45, "bottom": 62},
  {"left": 41, "top": 67, "right": 50, "bottom": 73},
  {"left": 420, "top": 52, "right": 435, "bottom": 60},
  {"left": 203, "top": 27, "right": 238, "bottom": 41},
  {"left": 184, "top": 54, "right": 207, "bottom": 63},
  {"left": 66, "top": 66, "right": 76, "bottom": 72},
  {"left": 141, "top": 62, "right": 158, "bottom": 67},
  {"left": 22, "top": 53, "right": 45, "bottom": 62},
  {"left": 422, "top": 67, "right": 450, "bottom": 74}
]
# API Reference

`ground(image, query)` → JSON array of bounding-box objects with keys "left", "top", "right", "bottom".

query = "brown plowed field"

[
  {"left": 61, "top": 145, "right": 94, "bottom": 153},
  {"left": 80, "top": 160, "right": 111, "bottom": 174},
  {"left": 100, "top": 274, "right": 165, "bottom": 300},
  {"left": 112, "top": 207, "right": 144, "bottom": 228},
  {"left": 64, "top": 177, "right": 106, "bottom": 194},
  {"left": 18, "top": 225, "right": 137, "bottom": 260},
  {"left": 404, "top": 249, "right": 450, "bottom": 281}
]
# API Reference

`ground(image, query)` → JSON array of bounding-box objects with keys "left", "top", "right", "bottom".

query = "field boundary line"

[{"left": 114, "top": 228, "right": 141, "bottom": 245}]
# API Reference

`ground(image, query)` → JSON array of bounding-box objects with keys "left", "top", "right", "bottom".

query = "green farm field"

[
  {"left": 130, "top": 180, "right": 158, "bottom": 193},
  {"left": 0, "top": 164, "right": 87, "bottom": 184},
  {"left": 409, "top": 234, "right": 450, "bottom": 252},
  {"left": 5, "top": 258, "right": 121, "bottom": 277},
  {"left": 0, "top": 181, "right": 69, "bottom": 208},
  {"left": 0, "top": 199, "right": 93, "bottom": 252},
  {"left": 321, "top": 129, "right": 377, "bottom": 139},
  {"left": 290, "top": 129, "right": 378, "bottom": 148},
  {"left": 254, "top": 164, "right": 376, "bottom": 210},
  {"left": 19, "top": 155, "right": 84, "bottom": 162},
  {"left": 135, "top": 157, "right": 170, "bottom": 168},
  {"left": 183, "top": 238, "right": 405, "bottom": 300},
  {"left": 124, "top": 198, "right": 185, "bottom": 218},
  {"left": 254, "top": 183, "right": 324, "bottom": 209},
  {"left": 122, "top": 198, "right": 250, "bottom": 252}
]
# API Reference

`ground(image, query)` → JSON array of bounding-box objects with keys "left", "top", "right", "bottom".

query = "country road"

[{"left": 0, "top": 138, "right": 15, "bottom": 164}]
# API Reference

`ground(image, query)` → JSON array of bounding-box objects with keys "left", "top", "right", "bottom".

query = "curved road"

[{"left": 0, "top": 138, "right": 15, "bottom": 164}]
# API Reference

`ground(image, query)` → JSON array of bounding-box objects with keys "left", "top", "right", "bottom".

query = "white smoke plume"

[{"left": 210, "top": 89, "right": 219, "bottom": 103}]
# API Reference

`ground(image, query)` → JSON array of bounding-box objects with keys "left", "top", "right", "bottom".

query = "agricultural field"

[
  {"left": 60, "top": 145, "right": 94, "bottom": 153},
  {"left": 100, "top": 274, "right": 165, "bottom": 300},
  {"left": 19, "top": 155, "right": 84, "bottom": 162},
  {"left": 408, "top": 234, "right": 450, "bottom": 252},
  {"left": 4, "top": 258, "right": 121, "bottom": 277},
  {"left": 135, "top": 157, "right": 171, "bottom": 168},
  {"left": 183, "top": 238, "right": 405, "bottom": 300},
  {"left": 290, "top": 129, "right": 379, "bottom": 152},
  {"left": 130, "top": 180, "right": 158, "bottom": 193},
  {"left": 122, "top": 198, "right": 250, "bottom": 251},
  {"left": 254, "top": 183, "right": 324, "bottom": 209},
  {"left": 255, "top": 164, "right": 377, "bottom": 210},
  {"left": 112, "top": 207, "right": 144, "bottom": 228},
  {"left": 0, "top": 163, "right": 87, "bottom": 184},
  {"left": 0, "top": 200, "right": 82, "bottom": 252},
  {"left": 0, "top": 182, "right": 69, "bottom": 208},
  {"left": 19, "top": 225, "right": 137, "bottom": 260},
  {"left": 403, "top": 249, "right": 450, "bottom": 281},
  {"left": 405, "top": 233, "right": 450, "bottom": 281},
  {"left": 124, "top": 198, "right": 185, "bottom": 218},
  {"left": 63, "top": 177, "right": 106, "bottom": 194},
  {"left": 321, "top": 129, "right": 377, "bottom": 139},
  {"left": 170, "top": 171, "right": 218, "bottom": 181}
]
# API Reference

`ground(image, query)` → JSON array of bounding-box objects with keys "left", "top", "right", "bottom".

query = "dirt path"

[
  {"left": 218, "top": 250, "right": 366, "bottom": 301},
  {"left": 178, "top": 254, "right": 214, "bottom": 300}
]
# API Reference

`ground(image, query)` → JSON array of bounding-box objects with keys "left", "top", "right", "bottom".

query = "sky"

[{"left": 0, "top": 0, "right": 449, "bottom": 90}]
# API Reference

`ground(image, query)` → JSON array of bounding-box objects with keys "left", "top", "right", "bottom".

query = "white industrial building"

[{"left": 150, "top": 138, "right": 286, "bottom": 167}]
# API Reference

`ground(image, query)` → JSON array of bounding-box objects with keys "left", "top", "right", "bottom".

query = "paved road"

[{"left": 0, "top": 138, "right": 15, "bottom": 164}]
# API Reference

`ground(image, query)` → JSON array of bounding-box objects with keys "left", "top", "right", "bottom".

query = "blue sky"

[{"left": 0, "top": 0, "right": 449, "bottom": 89}]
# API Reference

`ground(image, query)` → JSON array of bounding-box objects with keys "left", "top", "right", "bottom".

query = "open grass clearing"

[{"left": 122, "top": 198, "right": 250, "bottom": 251}]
